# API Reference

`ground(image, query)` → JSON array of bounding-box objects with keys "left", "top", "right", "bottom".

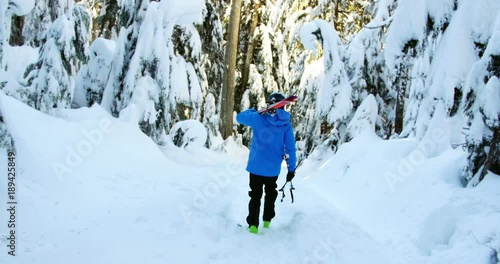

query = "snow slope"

[{"left": 0, "top": 93, "right": 499, "bottom": 264}]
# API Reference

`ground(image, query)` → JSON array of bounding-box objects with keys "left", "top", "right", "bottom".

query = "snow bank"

[
  {"left": 0, "top": 92, "right": 170, "bottom": 184},
  {"left": 0, "top": 92, "right": 198, "bottom": 263},
  {"left": 301, "top": 122, "right": 500, "bottom": 263}
]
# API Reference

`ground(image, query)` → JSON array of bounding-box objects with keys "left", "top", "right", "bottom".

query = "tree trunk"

[
  {"left": 394, "top": 82, "right": 405, "bottom": 135},
  {"left": 240, "top": 2, "right": 261, "bottom": 95},
  {"left": 480, "top": 127, "right": 500, "bottom": 182},
  {"left": 394, "top": 50, "right": 414, "bottom": 135},
  {"left": 220, "top": 0, "right": 242, "bottom": 139},
  {"left": 9, "top": 15, "right": 24, "bottom": 46},
  {"left": 334, "top": 0, "right": 340, "bottom": 32}
]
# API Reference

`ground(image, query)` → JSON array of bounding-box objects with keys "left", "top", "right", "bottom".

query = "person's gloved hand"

[{"left": 286, "top": 171, "right": 295, "bottom": 182}]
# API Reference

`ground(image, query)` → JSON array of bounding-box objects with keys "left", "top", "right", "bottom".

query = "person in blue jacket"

[{"left": 236, "top": 92, "right": 297, "bottom": 234}]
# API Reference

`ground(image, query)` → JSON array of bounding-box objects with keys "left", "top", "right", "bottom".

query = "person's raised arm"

[{"left": 236, "top": 109, "right": 259, "bottom": 127}]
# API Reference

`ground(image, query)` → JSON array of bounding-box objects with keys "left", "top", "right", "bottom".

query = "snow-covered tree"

[
  {"left": 102, "top": 0, "right": 205, "bottom": 144},
  {"left": 22, "top": 0, "right": 71, "bottom": 47},
  {"left": 292, "top": 59, "right": 323, "bottom": 157},
  {"left": 298, "top": 19, "right": 353, "bottom": 153},
  {"left": 100, "top": 0, "right": 147, "bottom": 115},
  {"left": 0, "top": 0, "right": 36, "bottom": 149},
  {"left": 236, "top": 0, "right": 262, "bottom": 111},
  {"left": 400, "top": 0, "right": 456, "bottom": 139},
  {"left": 73, "top": 37, "right": 115, "bottom": 107},
  {"left": 23, "top": 4, "right": 90, "bottom": 114},
  {"left": 171, "top": 23, "right": 205, "bottom": 121},
  {"left": 86, "top": 0, "right": 223, "bottom": 147},
  {"left": 383, "top": 0, "right": 427, "bottom": 136},
  {"left": 199, "top": 1, "right": 224, "bottom": 104},
  {"left": 0, "top": 0, "right": 35, "bottom": 67},
  {"left": 463, "top": 76, "right": 500, "bottom": 186},
  {"left": 229, "top": 1, "right": 374, "bottom": 147},
  {"left": 462, "top": 13, "right": 500, "bottom": 186},
  {"left": 399, "top": 0, "right": 500, "bottom": 143},
  {"left": 344, "top": 0, "right": 396, "bottom": 139},
  {"left": 344, "top": 94, "right": 378, "bottom": 142},
  {"left": 202, "top": 93, "right": 221, "bottom": 148},
  {"left": 335, "top": 0, "right": 374, "bottom": 42},
  {"left": 254, "top": 15, "right": 279, "bottom": 94},
  {"left": 268, "top": 0, "right": 372, "bottom": 93},
  {"left": 198, "top": 1, "right": 224, "bottom": 148}
]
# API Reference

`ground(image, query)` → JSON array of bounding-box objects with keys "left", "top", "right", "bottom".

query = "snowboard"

[{"left": 258, "top": 95, "right": 298, "bottom": 114}]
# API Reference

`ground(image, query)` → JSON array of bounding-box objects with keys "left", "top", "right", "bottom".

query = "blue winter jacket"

[{"left": 236, "top": 109, "right": 297, "bottom": 177}]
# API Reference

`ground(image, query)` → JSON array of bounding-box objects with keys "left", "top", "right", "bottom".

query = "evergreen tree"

[
  {"left": 237, "top": 0, "right": 259, "bottom": 107},
  {"left": 102, "top": 0, "right": 206, "bottom": 144},
  {"left": 293, "top": 59, "right": 323, "bottom": 157},
  {"left": 1, "top": 0, "right": 35, "bottom": 67},
  {"left": 462, "top": 15, "right": 500, "bottom": 185},
  {"left": 344, "top": 94, "right": 378, "bottom": 141},
  {"left": 0, "top": 0, "right": 36, "bottom": 149},
  {"left": 22, "top": 0, "right": 70, "bottom": 47},
  {"left": 101, "top": 0, "right": 147, "bottom": 115},
  {"left": 401, "top": 0, "right": 456, "bottom": 139},
  {"left": 199, "top": 1, "right": 224, "bottom": 104},
  {"left": 202, "top": 93, "right": 221, "bottom": 147},
  {"left": 344, "top": 0, "right": 396, "bottom": 139},
  {"left": 384, "top": 0, "right": 427, "bottom": 136},
  {"left": 23, "top": 3, "right": 90, "bottom": 114},
  {"left": 463, "top": 76, "right": 500, "bottom": 186},
  {"left": 297, "top": 19, "right": 353, "bottom": 154},
  {"left": 171, "top": 22, "right": 209, "bottom": 122},
  {"left": 73, "top": 37, "right": 115, "bottom": 107},
  {"left": 198, "top": 1, "right": 224, "bottom": 148}
]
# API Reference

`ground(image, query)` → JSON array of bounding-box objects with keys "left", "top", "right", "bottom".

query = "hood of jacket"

[{"left": 265, "top": 109, "right": 291, "bottom": 126}]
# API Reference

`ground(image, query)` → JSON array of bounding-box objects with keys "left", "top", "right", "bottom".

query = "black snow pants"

[{"left": 246, "top": 173, "right": 279, "bottom": 227}]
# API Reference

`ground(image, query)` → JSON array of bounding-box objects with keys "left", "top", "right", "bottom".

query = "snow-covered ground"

[{"left": 0, "top": 93, "right": 499, "bottom": 264}]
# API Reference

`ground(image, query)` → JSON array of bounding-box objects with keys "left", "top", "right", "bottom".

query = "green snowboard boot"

[
  {"left": 263, "top": 221, "right": 271, "bottom": 228},
  {"left": 249, "top": 225, "right": 258, "bottom": 234}
]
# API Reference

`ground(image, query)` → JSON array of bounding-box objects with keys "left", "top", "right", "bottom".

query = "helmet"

[{"left": 268, "top": 92, "right": 286, "bottom": 104}]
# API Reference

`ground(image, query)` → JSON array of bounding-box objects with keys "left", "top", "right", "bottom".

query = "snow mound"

[{"left": 170, "top": 119, "right": 208, "bottom": 148}]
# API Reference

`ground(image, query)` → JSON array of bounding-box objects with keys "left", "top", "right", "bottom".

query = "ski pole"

[{"left": 279, "top": 181, "right": 295, "bottom": 203}]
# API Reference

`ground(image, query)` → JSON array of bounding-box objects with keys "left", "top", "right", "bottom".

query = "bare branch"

[{"left": 469, "top": 231, "right": 499, "bottom": 258}]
